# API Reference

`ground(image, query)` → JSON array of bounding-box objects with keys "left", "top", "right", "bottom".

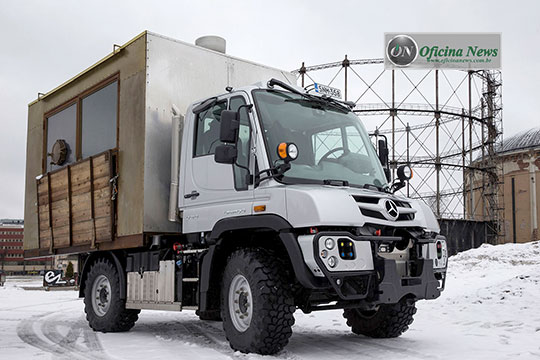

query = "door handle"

[{"left": 184, "top": 190, "right": 200, "bottom": 199}]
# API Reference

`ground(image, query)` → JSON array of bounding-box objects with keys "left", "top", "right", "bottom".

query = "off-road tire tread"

[
  {"left": 84, "top": 257, "right": 140, "bottom": 332},
  {"left": 221, "top": 248, "right": 295, "bottom": 355},
  {"left": 343, "top": 299, "right": 416, "bottom": 338}
]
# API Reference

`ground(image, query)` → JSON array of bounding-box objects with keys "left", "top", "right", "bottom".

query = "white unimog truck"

[{"left": 24, "top": 32, "right": 448, "bottom": 355}]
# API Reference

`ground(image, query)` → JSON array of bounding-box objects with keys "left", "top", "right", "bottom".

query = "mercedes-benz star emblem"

[{"left": 384, "top": 199, "right": 399, "bottom": 221}]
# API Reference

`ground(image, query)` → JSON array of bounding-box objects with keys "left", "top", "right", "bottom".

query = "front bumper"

[{"left": 306, "top": 232, "right": 446, "bottom": 303}]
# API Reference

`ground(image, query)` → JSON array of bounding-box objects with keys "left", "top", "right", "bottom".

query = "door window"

[{"left": 194, "top": 101, "right": 227, "bottom": 156}]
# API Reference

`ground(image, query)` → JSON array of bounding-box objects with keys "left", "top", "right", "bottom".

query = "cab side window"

[
  {"left": 194, "top": 101, "right": 227, "bottom": 156},
  {"left": 229, "top": 96, "right": 250, "bottom": 190}
]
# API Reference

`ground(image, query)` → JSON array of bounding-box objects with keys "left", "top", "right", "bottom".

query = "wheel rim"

[
  {"left": 357, "top": 305, "right": 380, "bottom": 319},
  {"left": 91, "top": 274, "right": 112, "bottom": 317},
  {"left": 228, "top": 274, "right": 253, "bottom": 332}
]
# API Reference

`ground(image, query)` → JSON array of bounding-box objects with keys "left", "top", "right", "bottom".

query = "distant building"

[
  {"left": 0, "top": 220, "right": 24, "bottom": 272},
  {"left": 0, "top": 219, "right": 52, "bottom": 275},
  {"left": 466, "top": 127, "right": 540, "bottom": 243}
]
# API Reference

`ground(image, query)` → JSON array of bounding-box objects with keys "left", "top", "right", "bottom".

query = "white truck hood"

[{"left": 278, "top": 184, "right": 440, "bottom": 232}]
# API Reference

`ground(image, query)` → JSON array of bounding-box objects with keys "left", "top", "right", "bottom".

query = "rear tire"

[
  {"left": 221, "top": 249, "right": 295, "bottom": 355},
  {"left": 84, "top": 257, "right": 140, "bottom": 332},
  {"left": 343, "top": 298, "right": 416, "bottom": 338}
]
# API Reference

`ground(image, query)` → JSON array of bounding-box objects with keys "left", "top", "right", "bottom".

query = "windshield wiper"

[
  {"left": 268, "top": 78, "right": 353, "bottom": 113},
  {"left": 323, "top": 179, "right": 350, "bottom": 186},
  {"left": 363, "top": 183, "right": 391, "bottom": 193},
  {"left": 284, "top": 97, "right": 349, "bottom": 113}
]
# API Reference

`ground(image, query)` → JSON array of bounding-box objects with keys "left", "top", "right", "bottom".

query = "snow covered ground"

[{"left": 1, "top": 241, "right": 539, "bottom": 359}]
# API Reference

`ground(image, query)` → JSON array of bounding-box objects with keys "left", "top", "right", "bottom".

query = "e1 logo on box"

[{"left": 43, "top": 270, "right": 66, "bottom": 287}]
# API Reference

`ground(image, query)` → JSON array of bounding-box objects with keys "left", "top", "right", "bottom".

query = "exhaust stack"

[{"left": 195, "top": 35, "right": 226, "bottom": 54}]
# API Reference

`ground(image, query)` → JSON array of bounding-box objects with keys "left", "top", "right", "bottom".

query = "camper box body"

[{"left": 23, "top": 31, "right": 295, "bottom": 257}]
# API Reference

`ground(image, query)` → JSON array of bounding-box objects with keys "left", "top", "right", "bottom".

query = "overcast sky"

[{"left": 1, "top": 0, "right": 538, "bottom": 219}]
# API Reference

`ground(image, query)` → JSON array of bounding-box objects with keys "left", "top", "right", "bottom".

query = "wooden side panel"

[{"left": 37, "top": 150, "right": 116, "bottom": 252}]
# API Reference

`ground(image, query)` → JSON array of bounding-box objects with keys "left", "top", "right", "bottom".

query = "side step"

[
  {"left": 126, "top": 301, "right": 182, "bottom": 311},
  {"left": 126, "top": 255, "right": 203, "bottom": 311}
]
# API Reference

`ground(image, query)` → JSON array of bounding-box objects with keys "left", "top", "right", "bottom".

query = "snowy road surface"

[{"left": 1, "top": 242, "right": 540, "bottom": 359}]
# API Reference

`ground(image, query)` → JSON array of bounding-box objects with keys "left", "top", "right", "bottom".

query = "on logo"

[{"left": 387, "top": 35, "right": 418, "bottom": 66}]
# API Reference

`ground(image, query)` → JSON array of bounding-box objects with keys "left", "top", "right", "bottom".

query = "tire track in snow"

[
  {"left": 17, "top": 312, "right": 111, "bottom": 360},
  {"left": 289, "top": 326, "right": 442, "bottom": 360},
  {"left": 2, "top": 298, "right": 80, "bottom": 312},
  {"left": 41, "top": 318, "right": 111, "bottom": 359}
]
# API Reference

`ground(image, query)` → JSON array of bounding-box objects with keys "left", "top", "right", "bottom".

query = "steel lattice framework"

[{"left": 293, "top": 58, "right": 503, "bottom": 242}]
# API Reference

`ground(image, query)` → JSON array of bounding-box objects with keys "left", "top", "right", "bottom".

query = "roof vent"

[{"left": 195, "top": 36, "right": 226, "bottom": 54}]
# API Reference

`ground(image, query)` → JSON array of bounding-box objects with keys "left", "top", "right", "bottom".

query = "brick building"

[
  {"left": 0, "top": 219, "right": 24, "bottom": 273},
  {"left": 0, "top": 219, "right": 52, "bottom": 274}
]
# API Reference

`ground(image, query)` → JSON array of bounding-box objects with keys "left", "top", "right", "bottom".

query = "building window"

[
  {"left": 81, "top": 81, "right": 118, "bottom": 158},
  {"left": 44, "top": 75, "right": 119, "bottom": 172},
  {"left": 46, "top": 104, "right": 77, "bottom": 171}
]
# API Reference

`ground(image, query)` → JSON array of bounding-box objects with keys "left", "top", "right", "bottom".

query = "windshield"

[{"left": 253, "top": 90, "right": 388, "bottom": 189}]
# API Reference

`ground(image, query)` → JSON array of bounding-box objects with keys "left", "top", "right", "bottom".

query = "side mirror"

[
  {"left": 378, "top": 139, "right": 388, "bottom": 167},
  {"left": 214, "top": 144, "right": 237, "bottom": 164},
  {"left": 220, "top": 110, "right": 239, "bottom": 143}
]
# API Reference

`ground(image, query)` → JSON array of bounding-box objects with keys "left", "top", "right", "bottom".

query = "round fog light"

[
  {"left": 325, "top": 238, "right": 335, "bottom": 250},
  {"left": 328, "top": 256, "right": 337, "bottom": 268}
]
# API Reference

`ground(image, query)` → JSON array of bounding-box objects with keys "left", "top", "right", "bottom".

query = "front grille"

[
  {"left": 353, "top": 195, "right": 411, "bottom": 208},
  {"left": 360, "top": 208, "right": 386, "bottom": 220},
  {"left": 354, "top": 195, "right": 415, "bottom": 222},
  {"left": 397, "top": 213, "right": 415, "bottom": 221},
  {"left": 352, "top": 195, "right": 379, "bottom": 204},
  {"left": 394, "top": 200, "right": 412, "bottom": 208}
]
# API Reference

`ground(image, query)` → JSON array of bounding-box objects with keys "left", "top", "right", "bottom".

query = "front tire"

[
  {"left": 221, "top": 249, "right": 295, "bottom": 355},
  {"left": 343, "top": 298, "right": 416, "bottom": 338},
  {"left": 84, "top": 257, "right": 140, "bottom": 332}
]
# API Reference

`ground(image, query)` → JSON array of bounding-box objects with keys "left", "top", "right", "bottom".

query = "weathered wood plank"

[{"left": 37, "top": 150, "right": 115, "bottom": 251}]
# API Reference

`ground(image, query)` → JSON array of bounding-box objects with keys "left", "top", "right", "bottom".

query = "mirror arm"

[
  {"left": 255, "top": 163, "right": 291, "bottom": 187},
  {"left": 236, "top": 104, "right": 253, "bottom": 114},
  {"left": 390, "top": 179, "right": 406, "bottom": 193}
]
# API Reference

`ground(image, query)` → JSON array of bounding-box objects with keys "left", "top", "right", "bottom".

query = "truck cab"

[{"left": 161, "top": 78, "right": 447, "bottom": 353}]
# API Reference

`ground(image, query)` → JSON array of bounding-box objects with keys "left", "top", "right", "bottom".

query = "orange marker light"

[
  {"left": 278, "top": 142, "right": 288, "bottom": 159},
  {"left": 375, "top": 229, "right": 382, "bottom": 236},
  {"left": 254, "top": 205, "right": 266, "bottom": 213}
]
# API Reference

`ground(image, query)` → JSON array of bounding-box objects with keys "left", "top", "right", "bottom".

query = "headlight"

[
  {"left": 328, "top": 256, "right": 338, "bottom": 268},
  {"left": 325, "top": 238, "right": 335, "bottom": 250}
]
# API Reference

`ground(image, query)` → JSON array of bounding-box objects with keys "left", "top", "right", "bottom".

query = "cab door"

[{"left": 179, "top": 93, "right": 254, "bottom": 233}]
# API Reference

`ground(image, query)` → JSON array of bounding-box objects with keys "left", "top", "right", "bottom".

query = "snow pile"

[
  {"left": 413, "top": 241, "right": 540, "bottom": 359},
  {"left": 443, "top": 241, "right": 540, "bottom": 306},
  {"left": 450, "top": 241, "right": 540, "bottom": 270}
]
